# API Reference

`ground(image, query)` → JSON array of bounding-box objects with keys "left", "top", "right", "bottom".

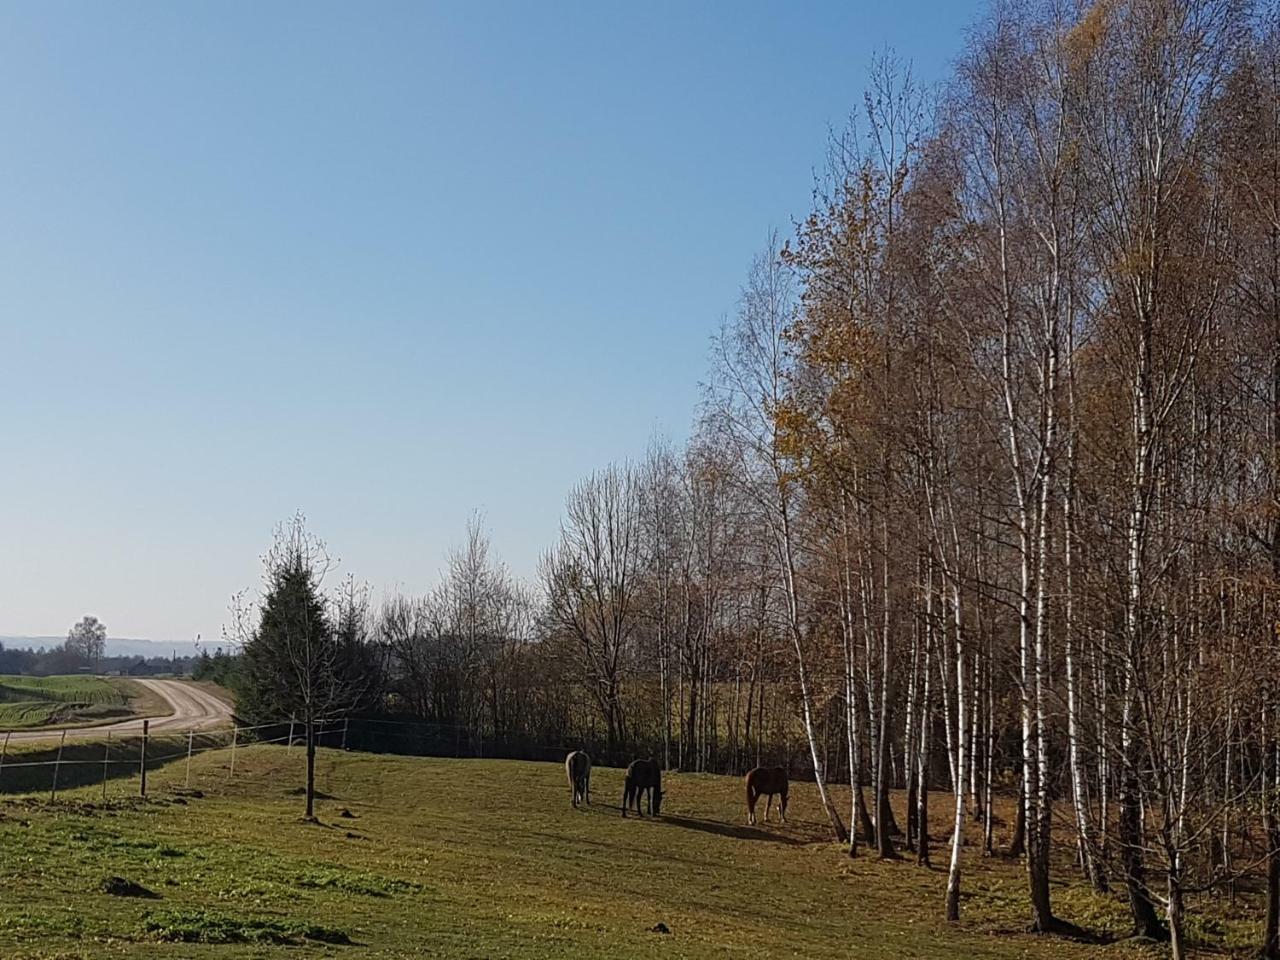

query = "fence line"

[
  {"left": 0, "top": 711, "right": 837, "bottom": 804},
  {"left": 0, "top": 717, "right": 347, "bottom": 801},
  {"left": 0, "top": 714, "right": 600, "bottom": 800}
]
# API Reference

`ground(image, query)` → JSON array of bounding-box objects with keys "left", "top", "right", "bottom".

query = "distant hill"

[{"left": 0, "top": 636, "right": 205, "bottom": 659}]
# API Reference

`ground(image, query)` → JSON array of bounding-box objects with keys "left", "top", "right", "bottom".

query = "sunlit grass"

[{"left": 0, "top": 745, "right": 1261, "bottom": 958}]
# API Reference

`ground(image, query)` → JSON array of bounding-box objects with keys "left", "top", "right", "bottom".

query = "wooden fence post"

[
  {"left": 185, "top": 730, "right": 194, "bottom": 788},
  {"left": 0, "top": 731, "right": 10, "bottom": 791},
  {"left": 50, "top": 730, "right": 67, "bottom": 802},
  {"left": 288, "top": 716, "right": 295, "bottom": 750},
  {"left": 229, "top": 726, "right": 238, "bottom": 778},
  {"left": 140, "top": 719, "right": 149, "bottom": 798},
  {"left": 342, "top": 717, "right": 349, "bottom": 751},
  {"left": 102, "top": 730, "right": 112, "bottom": 801}
]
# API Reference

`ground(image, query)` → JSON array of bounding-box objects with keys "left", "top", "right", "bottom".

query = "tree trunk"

[
  {"left": 945, "top": 591, "right": 967, "bottom": 922},
  {"left": 778, "top": 496, "right": 847, "bottom": 843},
  {"left": 1265, "top": 804, "right": 1280, "bottom": 959},
  {"left": 1064, "top": 443, "right": 1106, "bottom": 892},
  {"left": 1266, "top": 295, "right": 1280, "bottom": 956},
  {"left": 1119, "top": 755, "right": 1164, "bottom": 940},
  {"left": 874, "top": 519, "right": 896, "bottom": 857},
  {"left": 1264, "top": 701, "right": 1280, "bottom": 958},
  {"left": 305, "top": 719, "right": 317, "bottom": 821},
  {"left": 904, "top": 608, "right": 921, "bottom": 851},
  {"left": 1168, "top": 857, "right": 1186, "bottom": 960},
  {"left": 795, "top": 653, "right": 847, "bottom": 842},
  {"left": 843, "top": 535, "right": 864, "bottom": 858},
  {"left": 1008, "top": 779, "right": 1026, "bottom": 859},
  {"left": 660, "top": 617, "right": 671, "bottom": 770},
  {"left": 686, "top": 647, "right": 700, "bottom": 771},
  {"left": 876, "top": 727, "right": 898, "bottom": 857},
  {"left": 918, "top": 596, "right": 933, "bottom": 868}
]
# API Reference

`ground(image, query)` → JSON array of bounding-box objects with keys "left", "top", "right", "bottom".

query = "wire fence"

[
  {"left": 0, "top": 718, "right": 354, "bottom": 800},
  {"left": 0, "top": 712, "right": 858, "bottom": 802}
]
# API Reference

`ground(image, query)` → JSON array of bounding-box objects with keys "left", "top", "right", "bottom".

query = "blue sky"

[{"left": 0, "top": 1, "right": 984, "bottom": 642}]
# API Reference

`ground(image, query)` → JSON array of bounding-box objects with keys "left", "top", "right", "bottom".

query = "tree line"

[
  {"left": 230, "top": 1, "right": 1280, "bottom": 953},
  {"left": 0, "top": 616, "right": 196, "bottom": 676}
]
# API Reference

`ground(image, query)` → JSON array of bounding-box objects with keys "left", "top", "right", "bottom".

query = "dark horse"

[
  {"left": 745, "top": 766, "right": 788, "bottom": 825},
  {"left": 565, "top": 750, "right": 592, "bottom": 808},
  {"left": 621, "top": 758, "right": 663, "bottom": 817}
]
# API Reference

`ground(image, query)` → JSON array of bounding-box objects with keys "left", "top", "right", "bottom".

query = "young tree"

[{"left": 234, "top": 514, "right": 367, "bottom": 820}]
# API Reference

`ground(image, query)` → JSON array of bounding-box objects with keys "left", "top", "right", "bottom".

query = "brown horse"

[
  {"left": 746, "top": 766, "right": 788, "bottom": 825},
  {"left": 565, "top": 750, "right": 592, "bottom": 808},
  {"left": 621, "top": 758, "right": 663, "bottom": 817}
]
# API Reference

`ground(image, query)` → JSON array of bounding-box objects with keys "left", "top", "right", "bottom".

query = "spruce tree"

[{"left": 239, "top": 514, "right": 353, "bottom": 820}]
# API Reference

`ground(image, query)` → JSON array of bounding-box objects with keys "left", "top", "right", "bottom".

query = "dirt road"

[{"left": 5, "top": 678, "right": 234, "bottom": 742}]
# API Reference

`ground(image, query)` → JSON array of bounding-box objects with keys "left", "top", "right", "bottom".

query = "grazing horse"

[
  {"left": 565, "top": 750, "right": 592, "bottom": 808},
  {"left": 621, "top": 758, "right": 663, "bottom": 817},
  {"left": 746, "top": 766, "right": 788, "bottom": 825}
]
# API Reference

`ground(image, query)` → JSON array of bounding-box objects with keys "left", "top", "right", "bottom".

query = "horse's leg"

[
  {"left": 747, "top": 784, "right": 756, "bottom": 825},
  {"left": 780, "top": 790, "right": 788, "bottom": 823},
  {"left": 765, "top": 794, "right": 773, "bottom": 823},
  {"left": 585, "top": 771, "right": 591, "bottom": 805},
  {"left": 622, "top": 782, "right": 629, "bottom": 817}
]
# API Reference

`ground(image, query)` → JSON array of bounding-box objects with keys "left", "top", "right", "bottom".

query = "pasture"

[
  {"left": 1, "top": 746, "right": 1264, "bottom": 959},
  {"left": 0, "top": 676, "right": 143, "bottom": 729}
]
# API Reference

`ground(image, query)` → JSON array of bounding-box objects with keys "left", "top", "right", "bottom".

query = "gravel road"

[{"left": 4, "top": 678, "right": 234, "bottom": 741}]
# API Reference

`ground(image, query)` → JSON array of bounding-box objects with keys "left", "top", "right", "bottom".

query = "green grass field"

[
  {"left": 0, "top": 745, "right": 1265, "bottom": 959},
  {"left": 0, "top": 676, "right": 135, "bottom": 729}
]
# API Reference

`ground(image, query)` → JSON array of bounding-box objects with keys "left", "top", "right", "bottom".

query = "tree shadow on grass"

[
  {"left": 522, "top": 826, "right": 720, "bottom": 869},
  {"left": 286, "top": 787, "right": 340, "bottom": 801},
  {"left": 981, "top": 914, "right": 1114, "bottom": 946},
  {"left": 660, "top": 814, "right": 809, "bottom": 846}
]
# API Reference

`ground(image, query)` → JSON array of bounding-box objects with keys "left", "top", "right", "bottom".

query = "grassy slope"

[{"left": 0, "top": 747, "right": 1262, "bottom": 959}]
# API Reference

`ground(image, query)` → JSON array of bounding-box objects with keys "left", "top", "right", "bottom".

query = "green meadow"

[
  {"left": 1, "top": 744, "right": 1263, "bottom": 959},
  {"left": 0, "top": 676, "right": 137, "bottom": 729}
]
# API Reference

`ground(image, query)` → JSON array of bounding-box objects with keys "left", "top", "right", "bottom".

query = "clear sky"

[{"left": 0, "top": 1, "right": 985, "bottom": 643}]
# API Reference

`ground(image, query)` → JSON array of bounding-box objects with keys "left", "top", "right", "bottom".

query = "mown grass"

[
  {"left": 0, "top": 676, "right": 146, "bottom": 730},
  {"left": 0, "top": 746, "right": 1265, "bottom": 959}
]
